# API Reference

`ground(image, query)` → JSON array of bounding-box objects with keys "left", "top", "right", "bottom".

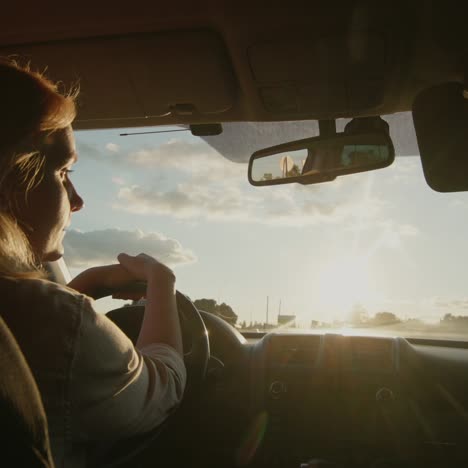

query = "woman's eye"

[{"left": 61, "top": 169, "right": 74, "bottom": 178}]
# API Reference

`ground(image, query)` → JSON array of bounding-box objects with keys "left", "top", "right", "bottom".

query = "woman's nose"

[{"left": 70, "top": 183, "right": 84, "bottom": 212}]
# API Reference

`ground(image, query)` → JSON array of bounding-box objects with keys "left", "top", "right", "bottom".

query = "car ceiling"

[{"left": 0, "top": 1, "right": 466, "bottom": 135}]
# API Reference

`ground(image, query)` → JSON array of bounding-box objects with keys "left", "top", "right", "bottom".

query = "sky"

[{"left": 65, "top": 118, "right": 468, "bottom": 330}]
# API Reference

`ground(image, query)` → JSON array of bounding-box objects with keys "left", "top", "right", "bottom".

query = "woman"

[{"left": 0, "top": 60, "right": 186, "bottom": 467}]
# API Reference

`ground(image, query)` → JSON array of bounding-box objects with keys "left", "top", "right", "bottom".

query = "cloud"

[
  {"left": 113, "top": 182, "right": 259, "bottom": 221},
  {"left": 372, "top": 221, "right": 419, "bottom": 249},
  {"left": 91, "top": 137, "right": 366, "bottom": 226},
  {"left": 106, "top": 143, "right": 120, "bottom": 153},
  {"left": 78, "top": 137, "right": 420, "bottom": 234},
  {"left": 433, "top": 297, "right": 468, "bottom": 309},
  {"left": 76, "top": 141, "right": 101, "bottom": 160},
  {"left": 76, "top": 141, "right": 119, "bottom": 161},
  {"left": 397, "top": 224, "right": 419, "bottom": 237},
  {"left": 112, "top": 176, "right": 125, "bottom": 186},
  {"left": 113, "top": 178, "right": 386, "bottom": 227},
  {"left": 125, "top": 138, "right": 244, "bottom": 182},
  {"left": 63, "top": 228, "right": 196, "bottom": 268},
  {"left": 386, "top": 157, "right": 422, "bottom": 184},
  {"left": 79, "top": 137, "right": 245, "bottom": 183},
  {"left": 111, "top": 140, "right": 395, "bottom": 227},
  {"left": 449, "top": 199, "right": 467, "bottom": 209}
]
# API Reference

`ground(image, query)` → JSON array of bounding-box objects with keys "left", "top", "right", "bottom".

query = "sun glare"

[{"left": 317, "top": 255, "right": 375, "bottom": 319}]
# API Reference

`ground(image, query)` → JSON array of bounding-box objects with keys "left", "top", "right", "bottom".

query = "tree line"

[
  {"left": 193, "top": 298, "right": 237, "bottom": 326},
  {"left": 191, "top": 298, "right": 468, "bottom": 332}
]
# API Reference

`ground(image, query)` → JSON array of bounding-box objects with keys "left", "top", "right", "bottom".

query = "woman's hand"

[
  {"left": 117, "top": 254, "right": 181, "bottom": 353},
  {"left": 68, "top": 253, "right": 176, "bottom": 300},
  {"left": 67, "top": 263, "right": 145, "bottom": 300},
  {"left": 117, "top": 253, "right": 176, "bottom": 289}
]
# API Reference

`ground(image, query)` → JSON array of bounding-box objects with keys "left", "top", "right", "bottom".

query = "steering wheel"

[{"left": 88, "top": 291, "right": 210, "bottom": 467}]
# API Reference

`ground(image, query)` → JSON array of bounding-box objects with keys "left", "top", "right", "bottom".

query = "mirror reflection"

[
  {"left": 302, "top": 142, "right": 390, "bottom": 176},
  {"left": 250, "top": 132, "right": 393, "bottom": 185},
  {"left": 257, "top": 149, "right": 308, "bottom": 182}
]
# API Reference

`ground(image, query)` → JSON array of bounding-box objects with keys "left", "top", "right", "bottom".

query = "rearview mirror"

[{"left": 248, "top": 131, "right": 395, "bottom": 186}]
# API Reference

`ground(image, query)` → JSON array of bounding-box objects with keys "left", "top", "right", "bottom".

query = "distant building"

[
  {"left": 277, "top": 314, "right": 296, "bottom": 327},
  {"left": 132, "top": 298, "right": 146, "bottom": 306}
]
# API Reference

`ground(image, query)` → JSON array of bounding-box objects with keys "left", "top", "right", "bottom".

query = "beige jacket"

[{"left": 0, "top": 277, "right": 186, "bottom": 468}]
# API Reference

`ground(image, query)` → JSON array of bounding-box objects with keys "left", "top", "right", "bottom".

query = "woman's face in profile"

[{"left": 14, "top": 127, "right": 84, "bottom": 262}]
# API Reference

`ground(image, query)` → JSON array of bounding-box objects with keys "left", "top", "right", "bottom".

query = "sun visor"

[
  {"left": 248, "top": 33, "right": 387, "bottom": 116},
  {"left": 0, "top": 30, "right": 237, "bottom": 122},
  {"left": 413, "top": 83, "right": 468, "bottom": 192},
  {"left": 124, "top": 31, "right": 236, "bottom": 117}
]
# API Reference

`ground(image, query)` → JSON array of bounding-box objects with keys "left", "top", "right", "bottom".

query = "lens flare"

[{"left": 236, "top": 411, "right": 268, "bottom": 466}]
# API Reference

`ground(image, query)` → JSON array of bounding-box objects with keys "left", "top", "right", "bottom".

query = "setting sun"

[{"left": 316, "top": 255, "right": 375, "bottom": 319}]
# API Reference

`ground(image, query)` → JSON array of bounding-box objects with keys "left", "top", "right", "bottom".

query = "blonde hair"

[{"left": 0, "top": 59, "right": 78, "bottom": 278}]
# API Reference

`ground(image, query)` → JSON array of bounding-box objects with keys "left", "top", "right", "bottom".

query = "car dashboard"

[
  {"left": 106, "top": 308, "right": 468, "bottom": 468},
  {"left": 235, "top": 333, "right": 468, "bottom": 467}
]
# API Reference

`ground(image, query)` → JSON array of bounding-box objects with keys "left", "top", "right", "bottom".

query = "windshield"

[{"left": 68, "top": 116, "right": 468, "bottom": 341}]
